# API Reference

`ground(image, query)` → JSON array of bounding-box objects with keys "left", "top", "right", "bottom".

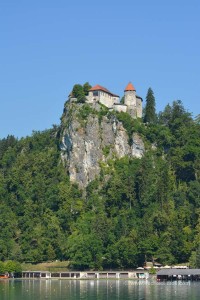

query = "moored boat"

[{"left": 0, "top": 274, "right": 9, "bottom": 279}]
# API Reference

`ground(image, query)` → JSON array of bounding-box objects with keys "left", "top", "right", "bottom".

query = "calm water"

[{"left": 0, "top": 279, "right": 200, "bottom": 300}]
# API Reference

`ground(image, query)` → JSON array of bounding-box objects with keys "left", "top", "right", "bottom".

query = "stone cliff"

[{"left": 60, "top": 102, "right": 145, "bottom": 188}]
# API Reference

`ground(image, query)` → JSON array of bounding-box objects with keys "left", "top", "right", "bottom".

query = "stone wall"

[
  {"left": 136, "top": 97, "right": 142, "bottom": 118},
  {"left": 124, "top": 90, "right": 137, "bottom": 107},
  {"left": 113, "top": 104, "right": 127, "bottom": 113}
]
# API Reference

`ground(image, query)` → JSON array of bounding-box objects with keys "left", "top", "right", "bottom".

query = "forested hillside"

[{"left": 0, "top": 98, "right": 199, "bottom": 270}]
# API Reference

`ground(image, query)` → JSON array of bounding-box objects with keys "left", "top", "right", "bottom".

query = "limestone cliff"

[{"left": 60, "top": 102, "right": 145, "bottom": 188}]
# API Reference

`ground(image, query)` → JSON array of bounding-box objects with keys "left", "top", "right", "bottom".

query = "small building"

[
  {"left": 157, "top": 269, "right": 200, "bottom": 281},
  {"left": 86, "top": 84, "right": 120, "bottom": 108}
]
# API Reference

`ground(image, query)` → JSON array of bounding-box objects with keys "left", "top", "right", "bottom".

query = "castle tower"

[{"left": 124, "top": 82, "right": 137, "bottom": 118}]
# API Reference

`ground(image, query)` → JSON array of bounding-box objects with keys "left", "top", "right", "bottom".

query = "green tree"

[
  {"left": 158, "top": 104, "right": 172, "bottom": 126},
  {"left": 120, "top": 96, "right": 125, "bottom": 104},
  {"left": 194, "top": 114, "right": 200, "bottom": 124},
  {"left": 4, "top": 261, "right": 22, "bottom": 273},
  {"left": 189, "top": 251, "right": 196, "bottom": 268},
  {"left": 195, "top": 244, "right": 200, "bottom": 268},
  {"left": 72, "top": 84, "right": 86, "bottom": 103},
  {"left": 83, "top": 82, "right": 92, "bottom": 95},
  {"left": 67, "top": 232, "right": 103, "bottom": 270},
  {"left": 144, "top": 88, "right": 156, "bottom": 123},
  {"left": 0, "top": 135, "right": 17, "bottom": 162},
  {"left": 0, "top": 261, "right": 5, "bottom": 274}
]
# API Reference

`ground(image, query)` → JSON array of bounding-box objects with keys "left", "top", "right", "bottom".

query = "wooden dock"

[{"left": 157, "top": 269, "right": 200, "bottom": 281}]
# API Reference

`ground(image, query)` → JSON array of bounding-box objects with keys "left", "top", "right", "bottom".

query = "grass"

[{"left": 21, "top": 261, "right": 70, "bottom": 272}]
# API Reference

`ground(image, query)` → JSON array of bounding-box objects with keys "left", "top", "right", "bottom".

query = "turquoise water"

[{"left": 0, "top": 279, "right": 200, "bottom": 300}]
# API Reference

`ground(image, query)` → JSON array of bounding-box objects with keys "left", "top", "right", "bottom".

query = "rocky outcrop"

[{"left": 60, "top": 102, "right": 144, "bottom": 188}]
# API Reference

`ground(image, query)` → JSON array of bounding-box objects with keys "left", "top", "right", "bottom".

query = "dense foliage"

[{"left": 0, "top": 99, "right": 200, "bottom": 270}]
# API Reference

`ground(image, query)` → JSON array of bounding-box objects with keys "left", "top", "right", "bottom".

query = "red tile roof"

[
  {"left": 124, "top": 82, "right": 136, "bottom": 91},
  {"left": 89, "top": 85, "right": 119, "bottom": 97}
]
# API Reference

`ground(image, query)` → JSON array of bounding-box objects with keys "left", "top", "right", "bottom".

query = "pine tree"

[
  {"left": 194, "top": 114, "right": 200, "bottom": 124},
  {"left": 144, "top": 88, "right": 156, "bottom": 123}
]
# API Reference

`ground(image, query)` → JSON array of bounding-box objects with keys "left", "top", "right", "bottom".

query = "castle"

[{"left": 71, "top": 82, "right": 143, "bottom": 118}]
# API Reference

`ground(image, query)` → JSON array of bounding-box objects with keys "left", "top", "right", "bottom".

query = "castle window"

[{"left": 93, "top": 91, "right": 98, "bottom": 96}]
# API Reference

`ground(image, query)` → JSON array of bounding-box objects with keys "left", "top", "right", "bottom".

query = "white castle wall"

[{"left": 86, "top": 91, "right": 120, "bottom": 108}]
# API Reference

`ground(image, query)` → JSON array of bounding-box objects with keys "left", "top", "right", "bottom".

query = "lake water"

[{"left": 0, "top": 279, "right": 200, "bottom": 300}]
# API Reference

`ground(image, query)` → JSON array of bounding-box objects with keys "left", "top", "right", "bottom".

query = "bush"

[
  {"left": 4, "top": 261, "right": 22, "bottom": 273},
  {"left": 149, "top": 267, "right": 156, "bottom": 274}
]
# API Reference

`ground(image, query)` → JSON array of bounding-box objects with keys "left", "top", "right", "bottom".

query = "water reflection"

[{"left": 0, "top": 279, "right": 199, "bottom": 300}]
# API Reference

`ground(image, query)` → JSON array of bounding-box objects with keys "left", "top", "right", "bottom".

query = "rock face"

[{"left": 60, "top": 102, "right": 145, "bottom": 188}]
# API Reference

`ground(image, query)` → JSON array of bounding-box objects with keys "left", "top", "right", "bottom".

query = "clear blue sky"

[{"left": 0, "top": 0, "right": 199, "bottom": 139}]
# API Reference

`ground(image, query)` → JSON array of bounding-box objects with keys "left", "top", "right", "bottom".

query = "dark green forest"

[{"left": 0, "top": 97, "right": 200, "bottom": 270}]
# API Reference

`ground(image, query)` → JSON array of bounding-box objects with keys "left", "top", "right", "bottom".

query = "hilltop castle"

[{"left": 70, "top": 82, "right": 143, "bottom": 118}]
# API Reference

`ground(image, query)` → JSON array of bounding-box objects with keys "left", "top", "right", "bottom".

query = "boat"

[{"left": 0, "top": 274, "right": 9, "bottom": 279}]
